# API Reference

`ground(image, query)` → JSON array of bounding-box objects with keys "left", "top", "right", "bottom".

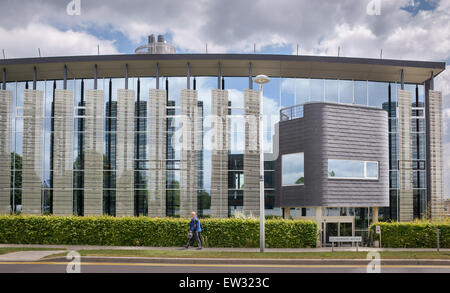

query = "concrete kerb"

[{"left": 1, "top": 244, "right": 449, "bottom": 253}]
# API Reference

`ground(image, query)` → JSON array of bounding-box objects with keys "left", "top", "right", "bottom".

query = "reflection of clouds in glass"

[
  {"left": 339, "top": 80, "right": 353, "bottom": 103},
  {"left": 329, "top": 160, "right": 364, "bottom": 178},
  {"left": 282, "top": 153, "right": 304, "bottom": 185},
  {"left": 328, "top": 160, "right": 378, "bottom": 179},
  {"left": 368, "top": 81, "right": 389, "bottom": 108},
  {"left": 366, "top": 162, "right": 378, "bottom": 178},
  {"left": 443, "top": 108, "right": 450, "bottom": 140}
]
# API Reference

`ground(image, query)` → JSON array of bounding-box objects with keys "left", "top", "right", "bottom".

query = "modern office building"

[{"left": 0, "top": 36, "right": 446, "bottom": 245}]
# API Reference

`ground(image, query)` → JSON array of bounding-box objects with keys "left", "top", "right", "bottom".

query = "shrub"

[
  {"left": 0, "top": 215, "right": 319, "bottom": 248},
  {"left": 370, "top": 221, "right": 450, "bottom": 248}
]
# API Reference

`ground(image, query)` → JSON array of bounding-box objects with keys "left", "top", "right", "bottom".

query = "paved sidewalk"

[
  {"left": 0, "top": 250, "right": 66, "bottom": 261},
  {"left": 0, "top": 244, "right": 448, "bottom": 252}
]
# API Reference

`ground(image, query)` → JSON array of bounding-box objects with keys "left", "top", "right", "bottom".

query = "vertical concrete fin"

[
  {"left": 180, "top": 89, "right": 198, "bottom": 218},
  {"left": 398, "top": 90, "right": 413, "bottom": 222},
  {"left": 22, "top": 90, "right": 44, "bottom": 215},
  {"left": 84, "top": 89, "right": 104, "bottom": 216},
  {"left": 428, "top": 90, "right": 444, "bottom": 220},
  {"left": 53, "top": 89, "right": 74, "bottom": 216},
  {"left": 0, "top": 90, "right": 12, "bottom": 214},
  {"left": 116, "top": 89, "right": 135, "bottom": 217},
  {"left": 148, "top": 89, "right": 167, "bottom": 217},
  {"left": 210, "top": 89, "right": 229, "bottom": 218},
  {"left": 243, "top": 89, "right": 260, "bottom": 217}
]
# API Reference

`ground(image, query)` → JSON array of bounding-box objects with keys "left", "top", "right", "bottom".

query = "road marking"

[{"left": 0, "top": 262, "right": 450, "bottom": 269}]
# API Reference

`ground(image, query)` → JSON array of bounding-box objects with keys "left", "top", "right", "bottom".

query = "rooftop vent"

[{"left": 135, "top": 34, "right": 176, "bottom": 54}]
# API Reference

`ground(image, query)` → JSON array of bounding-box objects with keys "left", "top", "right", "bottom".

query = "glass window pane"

[
  {"left": 368, "top": 81, "right": 388, "bottom": 108},
  {"left": 328, "top": 159, "right": 364, "bottom": 178},
  {"left": 354, "top": 81, "right": 367, "bottom": 106},
  {"left": 281, "top": 78, "right": 295, "bottom": 108},
  {"left": 324, "top": 79, "right": 338, "bottom": 103},
  {"left": 310, "top": 79, "right": 324, "bottom": 102},
  {"left": 339, "top": 80, "right": 353, "bottom": 104},
  {"left": 282, "top": 153, "right": 304, "bottom": 185},
  {"left": 366, "top": 162, "right": 378, "bottom": 179},
  {"left": 296, "top": 78, "right": 310, "bottom": 104}
]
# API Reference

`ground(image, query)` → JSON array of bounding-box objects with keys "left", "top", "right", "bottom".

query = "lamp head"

[{"left": 254, "top": 74, "right": 270, "bottom": 85}]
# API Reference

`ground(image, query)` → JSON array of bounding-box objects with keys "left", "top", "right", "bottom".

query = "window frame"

[
  {"left": 281, "top": 152, "right": 305, "bottom": 186},
  {"left": 328, "top": 159, "right": 379, "bottom": 180}
]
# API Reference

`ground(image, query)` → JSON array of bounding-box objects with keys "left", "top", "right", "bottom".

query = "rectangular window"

[
  {"left": 328, "top": 159, "right": 378, "bottom": 180},
  {"left": 282, "top": 152, "right": 304, "bottom": 186}
]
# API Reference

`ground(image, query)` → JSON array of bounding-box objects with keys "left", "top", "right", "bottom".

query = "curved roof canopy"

[{"left": 0, "top": 53, "right": 445, "bottom": 83}]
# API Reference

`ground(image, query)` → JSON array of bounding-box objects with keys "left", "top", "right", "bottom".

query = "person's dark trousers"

[{"left": 188, "top": 231, "right": 203, "bottom": 248}]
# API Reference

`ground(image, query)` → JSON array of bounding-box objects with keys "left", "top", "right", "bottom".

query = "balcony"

[{"left": 280, "top": 104, "right": 304, "bottom": 121}]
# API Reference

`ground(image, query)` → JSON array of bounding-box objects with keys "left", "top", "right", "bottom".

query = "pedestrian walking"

[{"left": 184, "top": 211, "right": 203, "bottom": 249}]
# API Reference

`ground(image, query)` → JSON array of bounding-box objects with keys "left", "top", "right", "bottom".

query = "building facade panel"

[
  {"left": 210, "top": 89, "right": 229, "bottom": 218},
  {"left": 0, "top": 90, "right": 12, "bottom": 214},
  {"left": 83, "top": 89, "right": 104, "bottom": 216},
  {"left": 179, "top": 89, "right": 199, "bottom": 217},
  {"left": 52, "top": 90, "right": 74, "bottom": 215},
  {"left": 398, "top": 90, "right": 414, "bottom": 221},
  {"left": 115, "top": 89, "right": 135, "bottom": 217},
  {"left": 428, "top": 90, "right": 444, "bottom": 220},
  {"left": 22, "top": 90, "right": 44, "bottom": 215},
  {"left": 148, "top": 89, "right": 166, "bottom": 217},
  {"left": 243, "top": 89, "right": 260, "bottom": 216},
  {"left": 321, "top": 104, "right": 389, "bottom": 207}
]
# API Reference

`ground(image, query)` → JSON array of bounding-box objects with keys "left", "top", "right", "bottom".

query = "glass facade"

[{"left": 2, "top": 75, "right": 426, "bottom": 220}]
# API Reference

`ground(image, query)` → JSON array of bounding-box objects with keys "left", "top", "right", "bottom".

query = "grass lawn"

[
  {"left": 0, "top": 247, "right": 66, "bottom": 255},
  {"left": 45, "top": 249, "right": 450, "bottom": 260}
]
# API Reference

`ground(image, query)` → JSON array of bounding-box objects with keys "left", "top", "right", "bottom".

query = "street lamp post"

[{"left": 254, "top": 74, "right": 270, "bottom": 253}]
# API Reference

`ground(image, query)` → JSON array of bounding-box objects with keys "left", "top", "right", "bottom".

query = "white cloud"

[
  {"left": 444, "top": 108, "right": 450, "bottom": 135},
  {"left": 0, "top": 22, "right": 118, "bottom": 58}
]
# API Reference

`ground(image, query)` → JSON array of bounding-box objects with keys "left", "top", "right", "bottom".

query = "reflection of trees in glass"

[
  {"left": 10, "top": 153, "right": 22, "bottom": 207},
  {"left": 295, "top": 177, "right": 304, "bottom": 184},
  {"left": 198, "top": 190, "right": 210, "bottom": 210},
  {"left": 168, "top": 180, "right": 180, "bottom": 189},
  {"left": 329, "top": 170, "right": 335, "bottom": 177}
]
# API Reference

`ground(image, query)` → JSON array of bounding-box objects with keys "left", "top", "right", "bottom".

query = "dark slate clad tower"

[{"left": 275, "top": 103, "right": 389, "bottom": 208}]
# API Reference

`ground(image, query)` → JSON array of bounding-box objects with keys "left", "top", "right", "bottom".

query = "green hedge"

[
  {"left": 0, "top": 216, "right": 319, "bottom": 248},
  {"left": 370, "top": 221, "right": 450, "bottom": 248}
]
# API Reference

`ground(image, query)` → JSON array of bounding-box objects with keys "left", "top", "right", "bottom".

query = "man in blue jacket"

[{"left": 184, "top": 211, "right": 203, "bottom": 249}]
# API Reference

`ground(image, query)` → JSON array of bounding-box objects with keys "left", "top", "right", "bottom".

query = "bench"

[{"left": 329, "top": 236, "right": 362, "bottom": 252}]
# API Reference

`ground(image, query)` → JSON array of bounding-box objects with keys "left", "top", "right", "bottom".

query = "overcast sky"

[{"left": 0, "top": 0, "right": 449, "bottom": 198}]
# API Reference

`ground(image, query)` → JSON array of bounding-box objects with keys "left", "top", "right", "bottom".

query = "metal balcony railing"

[{"left": 280, "top": 104, "right": 304, "bottom": 121}]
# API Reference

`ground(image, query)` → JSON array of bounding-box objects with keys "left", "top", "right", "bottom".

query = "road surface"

[{"left": 0, "top": 260, "right": 449, "bottom": 273}]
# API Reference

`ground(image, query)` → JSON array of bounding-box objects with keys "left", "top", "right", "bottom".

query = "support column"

[
  {"left": 427, "top": 90, "right": 444, "bottom": 220},
  {"left": 210, "top": 89, "right": 229, "bottom": 218},
  {"left": 148, "top": 89, "right": 167, "bottom": 217},
  {"left": 22, "top": 89, "right": 44, "bottom": 215},
  {"left": 0, "top": 90, "right": 12, "bottom": 214},
  {"left": 398, "top": 90, "right": 413, "bottom": 222},
  {"left": 284, "top": 207, "right": 291, "bottom": 219},
  {"left": 84, "top": 89, "right": 104, "bottom": 215},
  {"left": 52, "top": 90, "right": 74, "bottom": 215},
  {"left": 116, "top": 89, "right": 135, "bottom": 217},
  {"left": 372, "top": 207, "right": 379, "bottom": 223},
  {"left": 179, "top": 89, "right": 199, "bottom": 218},
  {"left": 243, "top": 89, "right": 260, "bottom": 217}
]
